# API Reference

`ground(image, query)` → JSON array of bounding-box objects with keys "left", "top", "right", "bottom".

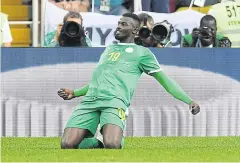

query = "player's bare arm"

[
  {"left": 151, "top": 71, "right": 200, "bottom": 115},
  {"left": 57, "top": 84, "right": 89, "bottom": 100}
]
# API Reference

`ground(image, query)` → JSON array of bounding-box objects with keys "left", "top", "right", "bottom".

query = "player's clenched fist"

[
  {"left": 57, "top": 88, "right": 75, "bottom": 100},
  {"left": 189, "top": 101, "right": 200, "bottom": 115}
]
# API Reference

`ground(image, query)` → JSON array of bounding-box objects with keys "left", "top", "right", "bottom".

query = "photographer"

[
  {"left": 181, "top": 15, "right": 231, "bottom": 48},
  {"left": 44, "top": 11, "right": 92, "bottom": 47},
  {"left": 135, "top": 13, "right": 174, "bottom": 48}
]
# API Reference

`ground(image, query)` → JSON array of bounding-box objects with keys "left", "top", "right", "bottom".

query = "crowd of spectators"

[
  {"left": 1, "top": 0, "right": 239, "bottom": 48},
  {"left": 48, "top": 0, "right": 133, "bottom": 14},
  {"left": 48, "top": 0, "right": 226, "bottom": 15}
]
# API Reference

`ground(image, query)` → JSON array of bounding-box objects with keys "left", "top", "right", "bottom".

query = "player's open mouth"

[
  {"left": 116, "top": 31, "right": 121, "bottom": 35},
  {"left": 115, "top": 30, "right": 122, "bottom": 35}
]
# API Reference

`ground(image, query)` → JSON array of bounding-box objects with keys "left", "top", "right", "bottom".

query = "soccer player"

[{"left": 58, "top": 13, "right": 200, "bottom": 149}]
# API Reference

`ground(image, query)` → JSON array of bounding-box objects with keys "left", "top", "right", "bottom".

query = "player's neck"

[{"left": 119, "top": 37, "right": 135, "bottom": 44}]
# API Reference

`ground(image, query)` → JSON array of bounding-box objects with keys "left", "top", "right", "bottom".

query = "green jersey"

[{"left": 80, "top": 43, "right": 161, "bottom": 111}]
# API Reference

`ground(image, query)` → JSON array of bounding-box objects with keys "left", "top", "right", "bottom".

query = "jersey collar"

[
  {"left": 118, "top": 43, "right": 135, "bottom": 45},
  {"left": 113, "top": 41, "right": 135, "bottom": 45}
]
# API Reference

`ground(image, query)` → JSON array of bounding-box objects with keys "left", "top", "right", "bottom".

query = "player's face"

[
  {"left": 200, "top": 20, "right": 217, "bottom": 34},
  {"left": 114, "top": 17, "right": 137, "bottom": 41}
]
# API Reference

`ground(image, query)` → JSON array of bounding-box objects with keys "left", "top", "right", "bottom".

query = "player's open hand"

[
  {"left": 189, "top": 101, "right": 200, "bottom": 115},
  {"left": 57, "top": 88, "right": 75, "bottom": 100}
]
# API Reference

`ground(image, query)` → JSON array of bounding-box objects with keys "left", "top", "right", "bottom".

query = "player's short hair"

[
  {"left": 122, "top": 13, "right": 141, "bottom": 27},
  {"left": 138, "top": 13, "right": 154, "bottom": 25},
  {"left": 63, "top": 11, "right": 83, "bottom": 25},
  {"left": 200, "top": 15, "right": 217, "bottom": 27}
]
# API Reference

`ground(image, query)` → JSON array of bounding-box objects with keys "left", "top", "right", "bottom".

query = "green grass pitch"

[{"left": 1, "top": 137, "right": 240, "bottom": 162}]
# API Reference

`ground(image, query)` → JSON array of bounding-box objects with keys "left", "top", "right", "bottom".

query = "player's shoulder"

[
  {"left": 216, "top": 33, "right": 226, "bottom": 40},
  {"left": 138, "top": 46, "right": 155, "bottom": 58}
]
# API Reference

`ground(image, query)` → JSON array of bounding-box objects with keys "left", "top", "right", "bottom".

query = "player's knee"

[
  {"left": 104, "top": 140, "right": 121, "bottom": 149},
  {"left": 61, "top": 139, "right": 78, "bottom": 149}
]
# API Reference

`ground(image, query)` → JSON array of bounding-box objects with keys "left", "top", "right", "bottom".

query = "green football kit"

[
  {"left": 66, "top": 43, "right": 193, "bottom": 148},
  {"left": 66, "top": 43, "right": 162, "bottom": 135}
]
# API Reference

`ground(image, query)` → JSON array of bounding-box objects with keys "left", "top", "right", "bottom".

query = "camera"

[
  {"left": 196, "top": 27, "right": 214, "bottom": 47},
  {"left": 199, "top": 27, "right": 213, "bottom": 39},
  {"left": 134, "top": 15, "right": 152, "bottom": 46},
  {"left": 151, "top": 20, "right": 174, "bottom": 43},
  {"left": 138, "top": 26, "right": 151, "bottom": 40},
  {"left": 59, "top": 21, "right": 87, "bottom": 47},
  {"left": 135, "top": 20, "right": 174, "bottom": 47}
]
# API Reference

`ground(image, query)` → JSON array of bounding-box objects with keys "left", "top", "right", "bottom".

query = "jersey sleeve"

[
  {"left": 139, "top": 47, "right": 162, "bottom": 75},
  {"left": 181, "top": 36, "right": 190, "bottom": 47}
]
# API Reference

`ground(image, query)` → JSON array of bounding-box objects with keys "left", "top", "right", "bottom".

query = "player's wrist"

[
  {"left": 73, "top": 89, "right": 78, "bottom": 98},
  {"left": 188, "top": 100, "right": 193, "bottom": 105},
  {"left": 189, "top": 100, "right": 196, "bottom": 106}
]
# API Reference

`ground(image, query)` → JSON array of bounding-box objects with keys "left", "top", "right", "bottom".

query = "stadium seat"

[
  {"left": 10, "top": 26, "right": 31, "bottom": 47},
  {"left": 176, "top": 6, "right": 212, "bottom": 14},
  {"left": 1, "top": 0, "right": 32, "bottom": 47},
  {"left": 1, "top": 0, "right": 23, "bottom": 5},
  {"left": 1, "top": 5, "right": 30, "bottom": 21}
]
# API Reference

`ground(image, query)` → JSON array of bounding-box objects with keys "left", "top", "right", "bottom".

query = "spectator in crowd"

[
  {"left": 135, "top": 13, "right": 156, "bottom": 47},
  {"left": 142, "top": 0, "right": 176, "bottom": 13},
  {"left": 208, "top": 0, "right": 240, "bottom": 47},
  {"left": 135, "top": 13, "right": 173, "bottom": 48},
  {"left": 176, "top": 0, "right": 218, "bottom": 10},
  {"left": 181, "top": 15, "right": 231, "bottom": 48},
  {"left": 138, "top": 13, "right": 154, "bottom": 29},
  {"left": 90, "top": 0, "right": 129, "bottom": 15},
  {"left": 49, "top": 0, "right": 90, "bottom": 12},
  {"left": 122, "top": 0, "right": 134, "bottom": 13},
  {"left": 44, "top": 11, "right": 92, "bottom": 47},
  {"left": 0, "top": 12, "right": 13, "bottom": 47}
]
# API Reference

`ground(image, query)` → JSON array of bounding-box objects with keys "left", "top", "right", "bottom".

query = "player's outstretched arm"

[
  {"left": 57, "top": 84, "right": 89, "bottom": 100},
  {"left": 152, "top": 71, "right": 200, "bottom": 115}
]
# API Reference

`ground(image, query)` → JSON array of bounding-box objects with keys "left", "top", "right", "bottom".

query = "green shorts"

[{"left": 65, "top": 107, "right": 126, "bottom": 137}]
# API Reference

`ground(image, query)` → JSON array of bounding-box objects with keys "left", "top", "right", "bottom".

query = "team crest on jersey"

[{"left": 125, "top": 47, "right": 133, "bottom": 53}]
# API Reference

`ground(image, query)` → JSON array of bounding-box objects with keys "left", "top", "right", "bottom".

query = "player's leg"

[
  {"left": 102, "top": 124, "right": 123, "bottom": 149},
  {"left": 61, "top": 109, "right": 100, "bottom": 149},
  {"left": 100, "top": 108, "right": 126, "bottom": 149},
  {"left": 61, "top": 128, "right": 89, "bottom": 149}
]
